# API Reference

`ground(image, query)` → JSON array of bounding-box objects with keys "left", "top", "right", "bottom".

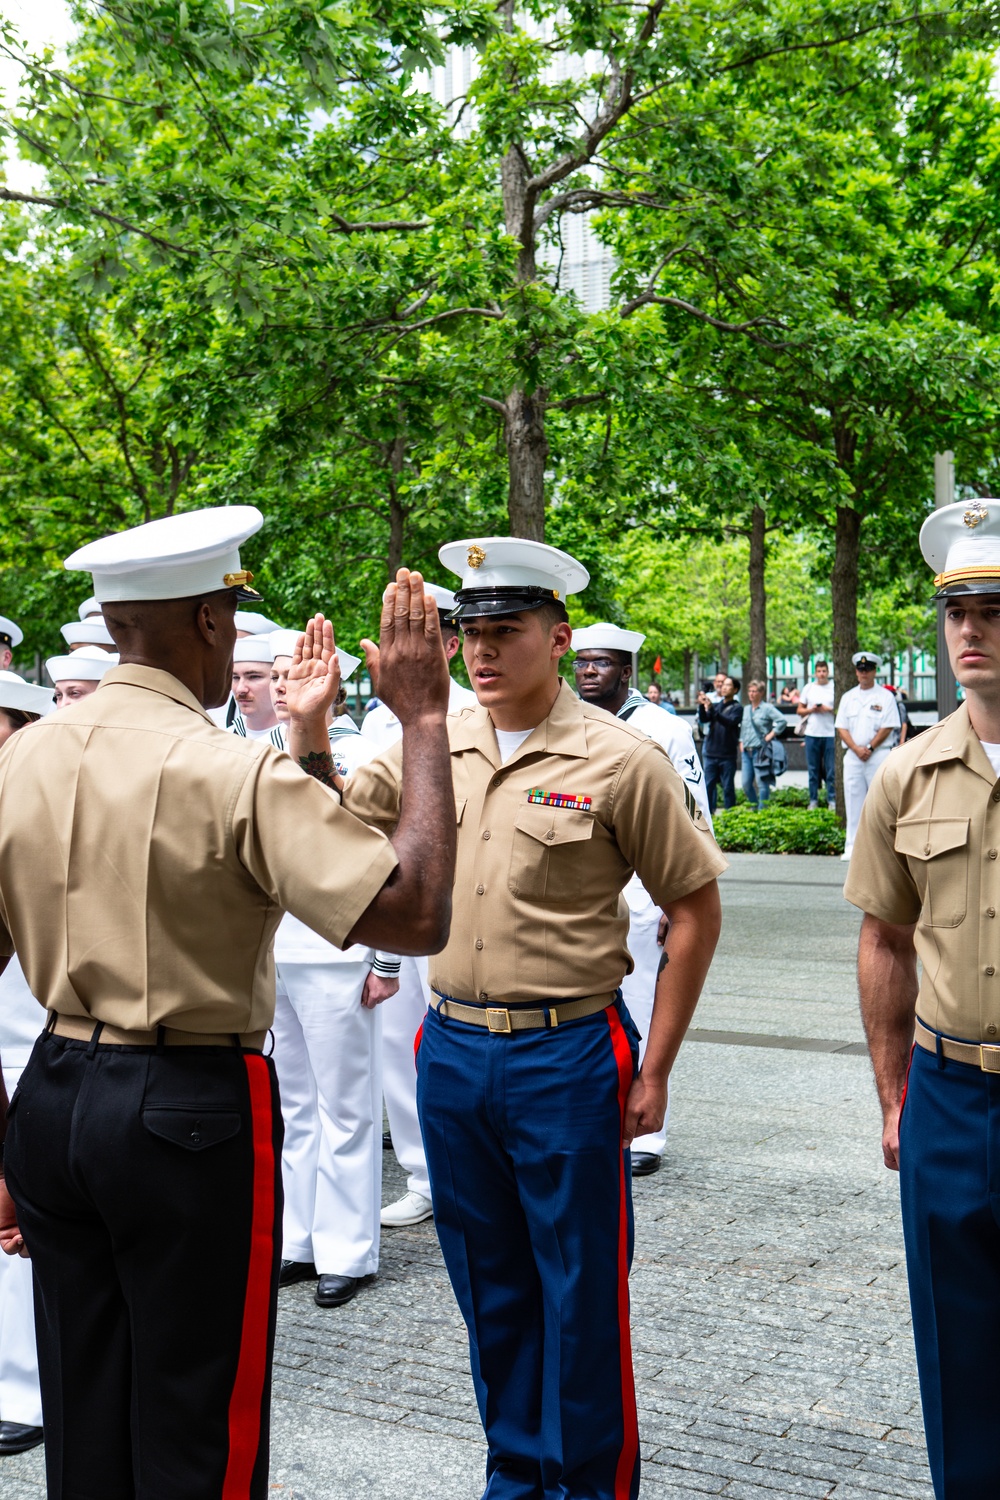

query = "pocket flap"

[
  {"left": 514, "top": 803, "right": 595, "bottom": 847},
  {"left": 142, "top": 1107, "right": 241, "bottom": 1151},
  {"left": 894, "top": 817, "right": 970, "bottom": 861}
]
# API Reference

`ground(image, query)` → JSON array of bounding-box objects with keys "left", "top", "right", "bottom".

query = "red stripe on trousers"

[
  {"left": 606, "top": 1008, "right": 639, "bottom": 1500},
  {"left": 222, "top": 1055, "right": 275, "bottom": 1500},
  {"left": 898, "top": 1041, "right": 916, "bottom": 1122},
  {"left": 413, "top": 1019, "right": 425, "bottom": 1066}
]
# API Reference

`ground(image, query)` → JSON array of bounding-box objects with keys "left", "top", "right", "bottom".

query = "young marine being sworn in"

[{"left": 287, "top": 536, "right": 726, "bottom": 1500}]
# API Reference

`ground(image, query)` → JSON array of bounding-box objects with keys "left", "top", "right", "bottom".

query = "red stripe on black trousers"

[
  {"left": 606, "top": 1008, "right": 640, "bottom": 1499},
  {"left": 222, "top": 1055, "right": 276, "bottom": 1499}
]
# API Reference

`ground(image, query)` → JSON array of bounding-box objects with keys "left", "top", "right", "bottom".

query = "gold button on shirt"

[
  {"left": 343, "top": 681, "right": 727, "bottom": 1005},
  {"left": 845, "top": 702, "right": 1000, "bottom": 1042},
  {"left": 0, "top": 666, "right": 398, "bottom": 1036}
]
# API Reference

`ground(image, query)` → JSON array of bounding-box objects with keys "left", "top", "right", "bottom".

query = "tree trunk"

[
  {"left": 386, "top": 433, "right": 407, "bottom": 576},
  {"left": 504, "top": 387, "right": 548, "bottom": 540},
  {"left": 683, "top": 648, "right": 692, "bottom": 707},
  {"left": 801, "top": 638, "right": 811, "bottom": 682},
  {"left": 719, "top": 630, "right": 730, "bottom": 677},
  {"left": 747, "top": 504, "right": 767, "bottom": 688},
  {"left": 832, "top": 504, "right": 862, "bottom": 823}
]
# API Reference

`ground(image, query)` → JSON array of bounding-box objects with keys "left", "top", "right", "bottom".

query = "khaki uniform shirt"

[
  {"left": 0, "top": 666, "right": 398, "bottom": 1036},
  {"left": 343, "top": 681, "right": 726, "bottom": 1005},
  {"left": 845, "top": 703, "right": 1000, "bottom": 1042}
]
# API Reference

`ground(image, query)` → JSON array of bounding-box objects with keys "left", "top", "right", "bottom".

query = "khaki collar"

[
  {"left": 449, "top": 679, "right": 589, "bottom": 770},
  {"left": 98, "top": 664, "right": 215, "bottom": 724},
  {"left": 914, "top": 702, "right": 998, "bottom": 786}
]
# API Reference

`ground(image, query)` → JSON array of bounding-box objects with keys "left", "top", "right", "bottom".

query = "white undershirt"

[
  {"left": 244, "top": 724, "right": 276, "bottom": 740},
  {"left": 494, "top": 728, "right": 534, "bottom": 764},
  {"left": 981, "top": 742, "right": 1000, "bottom": 778}
]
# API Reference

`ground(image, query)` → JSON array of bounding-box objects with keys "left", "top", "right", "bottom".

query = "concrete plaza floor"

[{"left": 0, "top": 854, "right": 931, "bottom": 1499}]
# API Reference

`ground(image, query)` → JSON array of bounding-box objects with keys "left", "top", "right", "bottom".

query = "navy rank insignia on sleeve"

[{"left": 527, "top": 788, "right": 593, "bottom": 812}]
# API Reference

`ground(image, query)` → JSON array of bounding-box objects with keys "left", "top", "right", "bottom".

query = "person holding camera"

[
  {"left": 739, "top": 680, "right": 787, "bottom": 809},
  {"left": 697, "top": 676, "right": 742, "bottom": 811}
]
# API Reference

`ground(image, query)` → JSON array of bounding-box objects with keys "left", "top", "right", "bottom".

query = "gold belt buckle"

[
  {"left": 486, "top": 1008, "right": 512, "bottom": 1034},
  {"left": 982, "top": 1045, "right": 1000, "bottom": 1073}
]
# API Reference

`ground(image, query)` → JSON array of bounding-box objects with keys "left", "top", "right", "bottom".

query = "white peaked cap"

[
  {"left": 0, "top": 616, "right": 23, "bottom": 650},
  {"left": 235, "top": 611, "right": 283, "bottom": 636},
  {"left": 0, "top": 670, "right": 54, "bottom": 716},
  {"left": 852, "top": 650, "right": 882, "bottom": 668},
  {"left": 64, "top": 506, "right": 264, "bottom": 604},
  {"left": 920, "top": 498, "right": 1000, "bottom": 597},
  {"left": 77, "top": 596, "right": 102, "bottom": 620},
  {"left": 439, "top": 537, "right": 589, "bottom": 618},
  {"left": 46, "top": 645, "right": 119, "bottom": 685},
  {"left": 423, "top": 582, "right": 458, "bottom": 615},
  {"left": 269, "top": 630, "right": 362, "bottom": 683},
  {"left": 61, "top": 618, "right": 115, "bottom": 648},
  {"left": 233, "top": 636, "right": 275, "bottom": 664},
  {"left": 572, "top": 622, "right": 646, "bottom": 655}
]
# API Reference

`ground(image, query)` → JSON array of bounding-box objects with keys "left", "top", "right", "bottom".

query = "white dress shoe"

[{"left": 380, "top": 1190, "right": 434, "bottom": 1227}]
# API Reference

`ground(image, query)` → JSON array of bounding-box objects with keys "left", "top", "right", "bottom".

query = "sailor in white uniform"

[
  {"left": 835, "top": 651, "right": 900, "bottom": 859},
  {"left": 0, "top": 670, "right": 54, "bottom": 1457},
  {"left": 229, "top": 637, "right": 280, "bottom": 739},
  {"left": 46, "top": 646, "right": 119, "bottom": 708},
  {"left": 362, "top": 585, "right": 476, "bottom": 1228},
  {"left": 572, "top": 623, "right": 714, "bottom": 1176},
  {"left": 59, "top": 617, "right": 116, "bottom": 652},
  {"left": 266, "top": 629, "right": 400, "bottom": 1307},
  {"left": 0, "top": 618, "right": 23, "bottom": 673}
]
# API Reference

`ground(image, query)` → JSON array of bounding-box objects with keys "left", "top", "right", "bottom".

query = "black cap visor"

[
  {"left": 933, "top": 578, "right": 1000, "bottom": 601},
  {"left": 453, "top": 586, "right": 559, "bottom": 621},
  {"left": 234, "top": 582, "right": 264, "bottom": 603}
]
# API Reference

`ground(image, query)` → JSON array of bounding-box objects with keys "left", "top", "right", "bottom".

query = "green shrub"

[
  {"left": 713, "top": 803, "right": 845, "bottom": 855},
  {"left": 734, "top": 785, "right": 829, "bottom": 808}
]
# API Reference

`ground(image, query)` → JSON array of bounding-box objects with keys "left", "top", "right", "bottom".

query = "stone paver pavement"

[{"left": 0, "top": 854, "right": 931, "bottom": 1498}]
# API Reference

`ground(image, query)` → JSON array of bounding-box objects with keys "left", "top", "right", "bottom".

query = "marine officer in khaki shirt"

[
  {"left": 288, "top": 537, "right": 726, "bottom": 1500},
  {"left": 846, "top": 497, "right": 1000, "bottom": 1500},
  {"left": 0, "top": 507, "right": 456, "bottom": 1500}
]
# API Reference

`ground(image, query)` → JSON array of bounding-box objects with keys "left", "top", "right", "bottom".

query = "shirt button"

[
  {"left": 545, "top": 830, "right": 555, "bottom": 842},
  {"left": 483, "top": 830, "right": 491, "bottom": 841},
  {"left": 993, "top": 790, "right": 1000, "bottom": 803},
  {"left": 491, "top": 776, "right": 502, "bottom": 789},
  {"left": 479, "top": 991, "right": 488, "bottom": 1002},
  {"left": 989, "top": 1025, "right": 998, "bottom": 1036},
  {"left": 989, "top": 908, "right": 996, "bottom": 919},
  {"left": 476, "top": 884, "right": 485, "bottom": 895},
  {"left": 475, "top": 938, "right": 484, "bottom": 950},
  {"left": 924, "top": 844, "right": 931, "bottom": 855},
  {"left": 987, "top": 966, "right": 996, "bottom": 977},
  {"left": 989, "top": 849, "right": 998, "bottom": 861}
]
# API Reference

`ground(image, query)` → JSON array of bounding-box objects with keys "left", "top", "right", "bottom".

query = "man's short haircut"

[
  {"left": 726, "top": 676, "right": 741, "bottom": 693},
  {"left": 533, "top": 599, "right": 569, "bottom": 629},
  {"left": 814, "top": 659, "right": 828, "bottom": 670}
]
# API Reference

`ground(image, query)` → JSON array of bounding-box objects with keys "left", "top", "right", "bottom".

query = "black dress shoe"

[
  {"left": 278, "top": 1258, "right": 318, "bottom": 1287},
  {"left": 630, "top": 1152, "right": 661, "bottom": 1177},
  {"left": 382, "top": 1130, "right": 393, "bottom": 1150},
  {"left": 315, "top": 1273, "right": 361, "bottom": 1307},
  {"left": 0, "top": 1422, "right": 44, "bottom": 1456}
]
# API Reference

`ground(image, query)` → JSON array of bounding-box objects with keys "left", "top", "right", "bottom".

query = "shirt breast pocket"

[
  {"left": 508, "top": 804, "right": 595, "bottom": 905},
  {"left": 893, "top": 817, "right": 970, "bottom": 928}
]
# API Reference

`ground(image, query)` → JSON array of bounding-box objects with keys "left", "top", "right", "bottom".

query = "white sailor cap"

[
  {"left": 235, "top": 610, "right": 283, "bottom": 636},
  {"left": 77, "top": 596, "right": 102, "bottom": 621},
  {"left": 0, "top": 616, "right": 23, "bottom": 651},
  {"left": 60, "top": 618, "right": 115, "bottom": 649},
  {"left": 439, "top": 537, "right": 589, "bottom": 620},
  {"left": 233, "top": 636, "right": 275, "bottom": 665},
  {"left": 0, "top": 670, "right": 54, "bottom": 716},
  {"left": 64, "top": 506, "right": 264, "bottom": 604},
  {"left": 572, "top": 622, "right": 645, "bottom": 656},
  {"left": 45, "top": 646, "right": 119, "bottom": 685},
  {"left": 423, "top": 583, "right": 459, "bottom": 622},
  {"left": 920, "top": 498, "right": 1000, "bottom": 598},
  {"left": 269, "top": 629, "right": 362, "bottom": 683},
  {"left": 852, "top": 650, "right": 882, "bottom": 669}
]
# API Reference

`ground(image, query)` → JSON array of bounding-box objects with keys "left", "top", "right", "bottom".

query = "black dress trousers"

[{"left": 4, "top": 1031, "right": 283, "bottom": 1500}]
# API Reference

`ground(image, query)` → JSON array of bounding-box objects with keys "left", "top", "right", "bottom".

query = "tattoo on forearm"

[
  {"left": 298, "top": 751, "right": 338, "bottom": 790},
  {"left": 657, "top": 949, "right": 669, "bottom": 978}
]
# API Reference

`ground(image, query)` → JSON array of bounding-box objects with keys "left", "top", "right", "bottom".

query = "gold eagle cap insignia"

[
  {"left": 964, "top": 501, "right": 989, "bottom": 530},
  {"left": 467, "top": 544, "right": 487, "bottom": 569}
]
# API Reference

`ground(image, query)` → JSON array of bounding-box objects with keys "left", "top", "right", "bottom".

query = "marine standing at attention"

[
  {"left": 847, "top": 496, "right": 1000, "bottom": 1499},
  {"left": 287, "top": 537, "right": 726, "bottom": 1500},
  {"left": 0, "top": 507, "right": 456, "bottom": 1500}
]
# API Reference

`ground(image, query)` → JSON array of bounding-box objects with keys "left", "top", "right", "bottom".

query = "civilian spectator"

[
  {"left": 739, "top": 681, "right": 786, "bottom": 809},
  {"left": 697, "top": 676, "right": 742, "bottom": 811},
  {"left": 645, "top": 682, "right": 663, "bottom": 705},
  {"left": 798, "top": 660, "right": 836, "bottom": 808},
  {"left": 885, "top": 684, "right": 910, "bottom": 746},
  {"left": 778, "top": 684, "right": 796, "bottom": 707}
]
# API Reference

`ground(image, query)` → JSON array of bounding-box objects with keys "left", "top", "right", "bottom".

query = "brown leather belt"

[
  {"left": 429, "top": 991, "right": 614, "bottom": 1033},
  {"left": 50, "top": 1013, "right": 267, "bottom": 1052},
  {"left": 914, "top": 1016, "right": 1000, "bottom": 1073}
]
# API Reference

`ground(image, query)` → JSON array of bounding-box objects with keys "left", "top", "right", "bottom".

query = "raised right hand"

[{"left": 361, "top": 570, "right": 450, "bottom": 726}]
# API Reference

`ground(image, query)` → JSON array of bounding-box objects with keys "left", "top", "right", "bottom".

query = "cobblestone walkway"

[{"left": 0, "top": 854, "right": 931, "bottom": 1499}]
